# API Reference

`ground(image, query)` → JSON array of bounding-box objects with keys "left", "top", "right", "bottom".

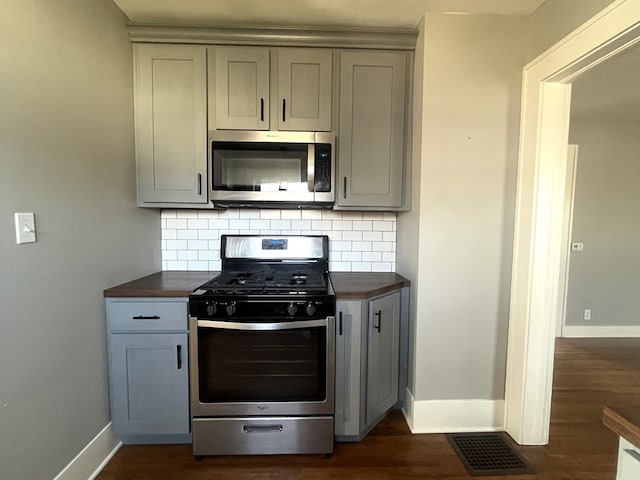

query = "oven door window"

[
  {"left": 197, "top": 325, "right": 326, "bottom": 403},
  {"left": 212, "top": 142, "right": 309, "bottom": 192}
]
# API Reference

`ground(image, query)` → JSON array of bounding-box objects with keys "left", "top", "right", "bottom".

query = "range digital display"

[{"left": 262, "top": 238, "right": 288, "bottom": 250}]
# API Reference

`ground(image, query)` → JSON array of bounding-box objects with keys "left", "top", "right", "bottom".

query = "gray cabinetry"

[
  {"left": 107, "top": 298, "right": 191, "bottom": 443},
  {"left": 337, "top": 51, "right": 410, "bottom": 210},
  {"left": 335, "top": 290, "right": 401, "bottom": 440},
  {"left": 134, "top": 44, "right": 208, "bottom": 206},
  {"left": 211, "top": 46, "right": 332, "bottom": 132}
]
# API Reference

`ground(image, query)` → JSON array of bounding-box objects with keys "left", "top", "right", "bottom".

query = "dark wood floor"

[{"left": 97, "top": 338, "right": 640, "bottom": 479}]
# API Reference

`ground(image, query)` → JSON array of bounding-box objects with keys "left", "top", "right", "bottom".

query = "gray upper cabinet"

[
  {"left": 337, "top": 51, "right": 410, "bottom": 209},
  {"left": 134, "top": 44, "right": 208, "bottom": 206},
  {"left": 277, "top": 49, "right": 332, "bottom": 131},
  {"left": 211, "top": 46, "right": 332, "bottom": 132},
  {"left": 213, "top": 46, "right": 270, "bottom": 130}
]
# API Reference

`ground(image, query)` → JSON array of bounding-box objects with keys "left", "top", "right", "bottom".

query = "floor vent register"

[{"left": 446, "top": 432, "right": 536, "bottom": 476}]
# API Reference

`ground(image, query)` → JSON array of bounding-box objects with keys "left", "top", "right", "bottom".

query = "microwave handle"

[{"left": 307, "top": 144, "right": 315, "bottom": 193}]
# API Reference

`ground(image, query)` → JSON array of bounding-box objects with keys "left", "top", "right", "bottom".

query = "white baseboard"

[
  {"left": 563, "top": 325, "right": 640, "bottom": 338},
  {"left": 403, "top": 389, "right": 505, "bottom": 433},
  {"left": 53, "top": 422, "right": 122, "bottom": 480}
]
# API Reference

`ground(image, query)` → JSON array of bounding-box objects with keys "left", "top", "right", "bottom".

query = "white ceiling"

[{"left": 113, "top": 0, "right": 548, "bottom": 29}]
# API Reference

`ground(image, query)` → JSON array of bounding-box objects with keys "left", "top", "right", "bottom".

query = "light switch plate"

[{"left": 14, "top": 213, "right": 36, "bottom": 244}]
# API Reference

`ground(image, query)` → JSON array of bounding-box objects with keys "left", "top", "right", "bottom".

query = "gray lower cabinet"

[
  {"left": 106, "top": 298, "right": 191, "bottom": 444},
  {"left": 335, "top": 290, "right": 401, "bottom": 440},
  {"left": 134, "top": 43, "right": 208, "bottom": 207},
  {"left": 337, "top": 51, "right": 411, "bottom": 210}
]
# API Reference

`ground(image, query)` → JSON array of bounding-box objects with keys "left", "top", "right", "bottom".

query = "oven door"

[{"left": 190, "top": 316, "right": 335, "bottom": 417}]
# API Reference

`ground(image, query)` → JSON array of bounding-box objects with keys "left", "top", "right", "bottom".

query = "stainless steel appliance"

[
  {"left": 209, "top": 131, "right": 335, "bottom": 208},
  {"left": 189, "top": 235, "right": 335, "bottom": 456}
]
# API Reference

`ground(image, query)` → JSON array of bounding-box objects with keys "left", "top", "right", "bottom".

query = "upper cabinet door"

[
  {"left": 277, "top": 49, "right": 332, "bottom": 131},
  {"left": 338, "top": 51, "right": 408, "bottom": 208},
  {"left": 214, "top": 46, "right": 270, "bottom": 130},
  {"left": 134, "top": 44, "right": 207, "bottom": 205}
]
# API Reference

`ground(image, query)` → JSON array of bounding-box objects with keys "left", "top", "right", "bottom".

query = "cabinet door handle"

[
  {"left": 260, "top": 98, "right": 264, "bottom": 122},
  {"left": 343, "top": 177, "right": 347, "bottom": 199},
  {"left": 374, "top": 310, "right": 382, "bottom": 333},
  {"left": 338, "top": 311, "right": 343, "bottom": 336},
  {"left": 132, "top": 315, "right": 160, "bottom": 320},
  {"left": 176, "top": 345, "right": 182, "bottom": 369},
  {"left": 282, "top": 98, "right": 286, "bottom": 122},
  {"left": 197, "top": 173, "right": 202, "bottom": 195}
]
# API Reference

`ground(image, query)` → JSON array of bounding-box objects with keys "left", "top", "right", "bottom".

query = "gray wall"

[
  {"left": 565, "top": 120, "right": 640, "bottom": 327},
  {"left": 527, "top": 0, "right": 617, "bottom": 60},
  {"left": 397, "top": 13, "right": 526, "bottom": 401},
  {"left": 0, "top": 1, "right": 160, "bottom": 479}
]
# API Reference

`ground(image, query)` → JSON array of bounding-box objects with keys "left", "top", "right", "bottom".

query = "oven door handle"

[{"left": 196, "top": 318, "right": 329, "bottom": 331}]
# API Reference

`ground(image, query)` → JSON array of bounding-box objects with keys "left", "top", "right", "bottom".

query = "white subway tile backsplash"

[
  {"left": 188, "top": 240, "right": 209, "bottom": 250},
  {"left": 353, "top": 220, "right": 373, "bottom": 231},
  {"left": 281, "top": 210, "right": 302, "bottom": 219},
  {"left": 239, "top": 209, "right": 260, "bottom": 219},
  {"left": 177, "top": 229, "right": 198, "bottom": 240},
  {"left": 178, "top": 250, "right": 198, "bottom": 261},
  {"left": 271, "top": 219, "right": 291, "bottom": 230},
  {"left": 363, "top": 231, "right": 383, "bottom": 241},
  {"left": 166, "top": 218, "right": 187, "bottom": 229},
  {"left": 188, "top": 219, "right": 208, "bottom": 230},
  {"left": 352, "top": 262, "right": 372, "bottom": 272},
  {"left": 208, "top": 219, "right": 229, "bottom": 230},
  {"left": 332, "top": 220, "right": 352, "bottom": 231},
  {"left": 352, "top": 241, "right": 372, "bottom": 251},
  {"left": 342, "top": 231, "right": 363, "bottom": 241},
  {"left": 301, "top": 210, "right": 322, "bottom": 219},
  {"left": 372, "top": 221, "right": 393, "bottom": 231},
  {"left": 342, "top": 251, "right": 362, "bottom": 262},
  {"left": 161, "top": 209, "right": 396, "bottom": 273},
  {"left": 260, "top": 210, "right": 280, "bottom": 219},
  {"left": 291, "top": 219, "right": 312, "bottom": 230},
  {"left": 188, "top": 260, "right": 209, "bottom": 271},
  {"left": 162, "top": 229, "right": 177, "bottom": 240},
  {"left": 362, "top": 251, "right": 382, "bottom": 262},
  {"left": 309, "top": 220, "right": 329, "bottom": 230}
]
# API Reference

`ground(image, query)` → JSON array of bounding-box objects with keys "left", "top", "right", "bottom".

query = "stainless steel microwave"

[{"left": 209, "top": 131, "right": 335, "bottom": 208}]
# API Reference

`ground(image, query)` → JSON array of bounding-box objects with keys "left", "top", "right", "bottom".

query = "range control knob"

[
  {"left": 225, "top": 302, "right": 237, "bottom": 317},
  {"left": 206, "top": 302, "right": 217, "bottom": 316},
  {"left": 287, "top": 303, "right": 298, "bottom": 316},
  {"left": 305, "top": 302, "right": 316, "bottom": 317}
]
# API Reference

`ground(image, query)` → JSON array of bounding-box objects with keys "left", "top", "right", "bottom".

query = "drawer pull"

[
  {"left": 132, "top": 315, "right": 160, "bottom": 320},
  {"left": 243, "top": 424, "right": 283, "bottom": 433}
]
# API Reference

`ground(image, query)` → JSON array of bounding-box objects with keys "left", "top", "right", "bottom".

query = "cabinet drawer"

[{"left": 107, "top": 299, "right": 187, "bottom": 332}]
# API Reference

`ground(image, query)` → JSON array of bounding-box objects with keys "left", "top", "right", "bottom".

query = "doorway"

[{"left": 504, "top": 0, "right": 640, "bottom": 444}]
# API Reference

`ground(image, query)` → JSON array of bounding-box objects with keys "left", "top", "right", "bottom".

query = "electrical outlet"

[
  {"left": 571, "top": 242, "right": 584, "bottom": 252},
  {"left": 14, "top": 213, "right": 36, "bottom": 244},
  {"left": 584, "top": 309, "right": 591, "bottom": 321}
]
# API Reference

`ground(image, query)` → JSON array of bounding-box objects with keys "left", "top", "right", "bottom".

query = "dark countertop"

[
  {"left": 104, "top": 271, "right": 410, "bottom": 299},
  {"left": 603, "top": 406, "right": 640, "bottom": 450}
]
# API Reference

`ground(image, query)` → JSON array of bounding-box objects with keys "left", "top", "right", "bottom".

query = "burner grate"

[{"left": 446, "top": 432, "right": 535, "bottom": 476}]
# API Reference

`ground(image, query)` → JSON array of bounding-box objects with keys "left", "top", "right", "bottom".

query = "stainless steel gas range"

[{"left": 188, "top": 235, "right": 335, "bottom": 456}]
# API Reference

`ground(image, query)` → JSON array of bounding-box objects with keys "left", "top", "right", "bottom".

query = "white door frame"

[
  {"left": 556, "top": 144, "right": 579, "bottom": 339},
  {"left": 505, "top": 0, "right": 640, "bottom": 445}
]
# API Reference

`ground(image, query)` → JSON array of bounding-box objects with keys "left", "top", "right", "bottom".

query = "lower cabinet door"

[
  {"left": 366, "top": 292, "right": 400, "bottom": 425},
  {"left": 334, "top": 301, "right": 364, "bottom": 437},
  {"left": 110, "top": 333, "right": 189, "bottom": 435}
]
